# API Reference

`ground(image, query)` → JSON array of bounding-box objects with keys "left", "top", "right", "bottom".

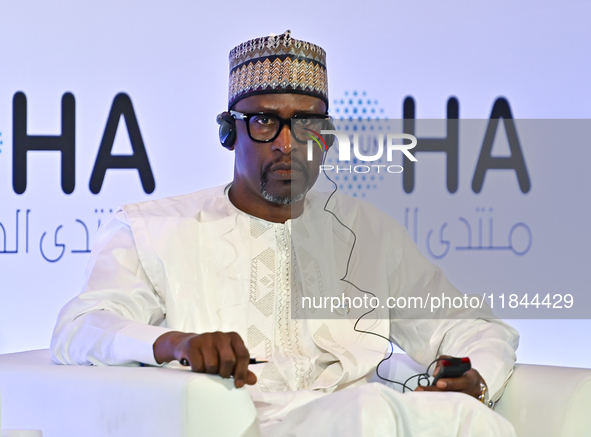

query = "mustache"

[{"left": 262, "top": 157, "right": 309, "bottom": 178}]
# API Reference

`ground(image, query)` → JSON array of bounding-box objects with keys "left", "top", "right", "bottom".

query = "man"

[{"left": 51, "top": 31, "right": 519, "bottom": 435}]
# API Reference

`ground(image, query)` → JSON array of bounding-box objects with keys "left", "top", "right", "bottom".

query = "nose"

[{"left": 271, "top": 124, "right": 292, "bottom": 154}]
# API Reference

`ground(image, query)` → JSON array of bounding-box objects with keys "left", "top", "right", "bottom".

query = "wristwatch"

[{"left": 478, "top": 382, "right": 495, "bottom": 409}]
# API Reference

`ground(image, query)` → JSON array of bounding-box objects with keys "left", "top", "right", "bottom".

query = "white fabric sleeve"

[
  {"left": 389, "top": 230, "right": 519, "bottom": 402},
  {"left": 50, "top": 211, "right": 173, "bottom": 366}
]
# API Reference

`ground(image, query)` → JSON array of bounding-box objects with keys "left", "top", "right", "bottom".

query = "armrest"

[
  {"left": 371, "top": 353, "right": 591, "bottom": 437},
  {"left": 0, "top": 349, "right": 259, "bottom": 437},
  {"left": 495, "top": 363, "right": 591, "bottom": 437}
]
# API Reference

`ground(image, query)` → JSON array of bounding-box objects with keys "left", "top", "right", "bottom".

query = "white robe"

[{"left": 50, "top": 184, "right": 519, "bottom": 436}]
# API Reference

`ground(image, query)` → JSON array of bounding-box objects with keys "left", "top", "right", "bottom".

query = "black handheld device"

[{"left": 431, "top": 357, "right": 471, "bottom": 386}]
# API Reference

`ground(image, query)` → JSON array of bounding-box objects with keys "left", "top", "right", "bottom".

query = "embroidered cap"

[{"left": 228, "top": 30, "right": 328, "bottom": 109}]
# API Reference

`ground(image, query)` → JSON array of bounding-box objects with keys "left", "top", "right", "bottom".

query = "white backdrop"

[{"left": 0, "top": 0, "right": 590, "bottom": 368}]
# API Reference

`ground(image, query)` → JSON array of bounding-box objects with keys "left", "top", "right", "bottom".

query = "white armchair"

[
  {"left": 0, "top": 350, "right": 259, "bottom": 437},
  {"left": 1, "top": 349, "right": 590, "bottom": 437},
  {"left": 371, "top": 353, "right": 591, "bottom": 437}
]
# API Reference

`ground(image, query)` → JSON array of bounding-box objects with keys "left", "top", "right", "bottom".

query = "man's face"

[{"left": 231, "top": 93, "right": 327, "bottom": 207}]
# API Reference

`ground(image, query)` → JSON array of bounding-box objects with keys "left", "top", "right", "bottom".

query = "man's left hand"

[{"left": 414, "top": 356, "right": 486, "bottom": 399}]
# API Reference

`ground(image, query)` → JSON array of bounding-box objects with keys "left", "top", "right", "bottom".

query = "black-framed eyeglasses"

[{"left": 230, "top": 110, "right": 332, "bottom": 143}]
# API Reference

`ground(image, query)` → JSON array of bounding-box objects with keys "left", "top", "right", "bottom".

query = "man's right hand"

[{"left": 153, "top": 331, "right": 257, "bottom": 388}]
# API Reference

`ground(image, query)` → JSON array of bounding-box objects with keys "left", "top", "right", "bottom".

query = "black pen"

[{"left": 179, "top": 358, "right": 267, "bottom": 366}]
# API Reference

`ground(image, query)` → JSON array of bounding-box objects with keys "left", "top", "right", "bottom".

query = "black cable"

[{"left": 317, "top": 152, "right": 435, "bottom": 392}]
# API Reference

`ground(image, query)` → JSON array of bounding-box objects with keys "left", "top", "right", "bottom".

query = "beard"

[
  {"left": 260, "top": 186, "right": 307, "bottom": 205},
  {"left": 260, "top": 157, "right": 311, "bottom": 205}
]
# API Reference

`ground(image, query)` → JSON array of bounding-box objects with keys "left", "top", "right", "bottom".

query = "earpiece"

[
  {"left": 325, "top": 117, "right": 336, "bottom": 149},
  {"left": 216, "top": 112, "right": 236, "bottom": 149}
]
